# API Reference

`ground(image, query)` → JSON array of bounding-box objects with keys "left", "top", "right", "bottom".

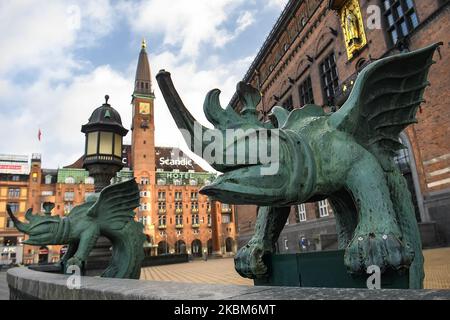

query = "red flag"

[{"left": 38, "top": 129, "right": 42, "bottom": 141}]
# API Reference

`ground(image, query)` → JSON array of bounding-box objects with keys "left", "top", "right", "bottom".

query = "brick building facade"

[
  {"left": 233, "top": 0, "right": 450, "bottom": 253},
  {"left": 0, "top": 42, "right": 237, "bottom": 265}
]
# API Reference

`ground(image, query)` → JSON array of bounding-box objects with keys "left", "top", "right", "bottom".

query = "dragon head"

[
  {"left": 156, "top": 71, "right": 313, "bottom": 206},
  {"left": 7, "top": 204, "right": 62, "bottom": 245}
]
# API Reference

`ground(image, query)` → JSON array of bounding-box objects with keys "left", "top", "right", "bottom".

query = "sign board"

[{"left": 0, "top": 154, "right": 29, "bottom": 174}]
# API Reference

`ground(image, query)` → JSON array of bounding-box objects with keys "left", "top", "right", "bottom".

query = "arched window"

[{"left": 65, "top": 176, "right": 75, "bottom": 184}]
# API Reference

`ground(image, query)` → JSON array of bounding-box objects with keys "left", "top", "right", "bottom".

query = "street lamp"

[{"left": 81, "top": 95, "right": 128, "bottom": 192}]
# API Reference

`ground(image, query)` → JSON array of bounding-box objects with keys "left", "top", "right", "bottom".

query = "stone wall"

[{"left": 7, "top": 267, "right": 450, "bottom": 300}]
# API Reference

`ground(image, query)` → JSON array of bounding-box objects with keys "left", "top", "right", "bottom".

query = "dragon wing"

[
  {"left": 330, "top": 43, "right": 440, "bottom": 157},
  {"left": 87, "top": 179, "right": 140, "bottom": 230}
]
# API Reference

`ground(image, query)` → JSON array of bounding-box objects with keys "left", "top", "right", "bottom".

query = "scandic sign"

[{"left": 159, "top": 157, "right": 193, "bottom": 166}]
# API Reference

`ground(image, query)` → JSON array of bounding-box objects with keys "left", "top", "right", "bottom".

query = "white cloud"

[
  {"left": 265, "top": 0, "right": 289, "bottom": 9},
  {"left": 0, "top": 0, "right": 118, "bottom": 76},
  {"left": 0, "top": 0, "right": 270, "bottom": 171},
  {"left": 0, "top": 65, "right": 133, "bottom": 168},
  {"left": 124, "top": 0, "right": 251, "bottom": 58},
  {"left": 236, "top": 11, "right": 256, "bottom": 33}
]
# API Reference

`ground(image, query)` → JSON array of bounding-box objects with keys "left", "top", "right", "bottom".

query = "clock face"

[{"left": 139, "top": 102, "right": 150, "bottom": 115}]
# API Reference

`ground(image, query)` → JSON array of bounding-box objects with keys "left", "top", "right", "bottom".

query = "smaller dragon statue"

[{"left": 7, "top": 179, "right": 145, "bottom": 279}]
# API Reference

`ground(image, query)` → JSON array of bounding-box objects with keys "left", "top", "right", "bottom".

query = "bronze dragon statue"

[
  {"left": 156, "top": 43, "right": 441, "bottom": 289},
  {"left": 7, "top": 179, "right": 145, "bottom": 279}
]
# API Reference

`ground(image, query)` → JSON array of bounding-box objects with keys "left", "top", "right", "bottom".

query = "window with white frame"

[
  {"left": 192, "top": 214, "right": 199, "bottom": 225},
  {"left": 175, "top": 215, "right": 183, "bottom": 225},
  {"left": 140, "top": 177, "right": 150, "bottom": 185},
  {"left": 158, "top": 202, "right": 166, "bottom": 210},
  {"left": 298, "top": 204, "right": 307, "bottom": 222},
  {"left": 158, "top": 215, "right": 166, "bottom": 226},
  {"left": 318, "top": 200, "right": 329, "bottom": 217},
  {"left": 45, "top": 175, "right": 53, "bottom": 184}
]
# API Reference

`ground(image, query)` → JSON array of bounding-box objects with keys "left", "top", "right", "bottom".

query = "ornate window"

[
  {"left": 298, "top": 76, "right": 314, "bottom": 106},
  {"left": 319, "top": 52, "right": 339, "bottom": 105},
  {"left": 383, "top": 0, "right": 419, "bottom": 45},
  {"left": 158, "top": 215, "right": 166, "bottom": 226}
]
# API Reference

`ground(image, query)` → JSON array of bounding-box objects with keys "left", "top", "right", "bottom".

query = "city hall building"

[
  {"left": 233, "top": 0, "right": 449, "bottom": 252},
  {"left": 0, "top": 42, "right": 237, "bottom": 265}
]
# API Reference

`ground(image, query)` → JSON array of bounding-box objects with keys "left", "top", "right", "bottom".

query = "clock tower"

[{"left": 131, "top": 39, "right": 155, "bottom": 190}]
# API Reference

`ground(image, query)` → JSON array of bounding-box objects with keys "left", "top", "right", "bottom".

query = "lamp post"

[
  {"left": 81, "top": 95, "right": 128, "bottom": 192},
  {"left": 80, "top": 95, "right": 128, "bottom": 274}
]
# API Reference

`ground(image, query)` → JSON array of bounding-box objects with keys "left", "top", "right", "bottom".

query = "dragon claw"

[
  {"left": 234, "top": 240, "right": 269, "bottom": 279},
  {"left": 344, "top": 232, "right": 414, "bottom": 274},
  {"left": 65, "top": 256, "right": 84, "bottom": 272}
]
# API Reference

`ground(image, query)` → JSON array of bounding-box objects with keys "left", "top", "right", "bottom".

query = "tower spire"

[{"left": 134, "top": 38, "right": 152, "bottom": 95}]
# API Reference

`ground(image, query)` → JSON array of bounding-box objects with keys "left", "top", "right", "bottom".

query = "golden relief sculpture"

[{"left": 339, "top": 0, "right": 367, "bottom": 59}]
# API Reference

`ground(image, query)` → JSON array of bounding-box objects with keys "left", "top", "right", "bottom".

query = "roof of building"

[
  {"left": 81, "top": 96, "right": 128, "bottom": 136},
  {"left": 57, "top": 168, "right": 90, "bottom": 184}
]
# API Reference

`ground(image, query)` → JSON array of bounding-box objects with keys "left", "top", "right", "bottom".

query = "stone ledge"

[{"left": 7, "top": 267, "right": 450, "bottom": 300}]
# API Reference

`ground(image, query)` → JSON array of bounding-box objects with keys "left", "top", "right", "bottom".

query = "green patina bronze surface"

[
  {"left": 157, "top": 43, "right": 440, "bottom": 289},
  {"left": 7, "top": 179, "right": 145, "bottom": 279}
]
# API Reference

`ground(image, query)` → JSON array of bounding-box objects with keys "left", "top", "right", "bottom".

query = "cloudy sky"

[{"left": 0, "top": 0, "right": 288, "bottom": 170}]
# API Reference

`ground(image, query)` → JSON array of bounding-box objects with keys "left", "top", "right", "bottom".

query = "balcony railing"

[
  {"left": 191, "top": 223, "right": 200, "bottom": 228},
  {"left": 158, "top": 225, "right": 167, "bottom": 230},
  {"left": 157, "top": 197, "right": 166, "bottom": 201},
  {"left": 158, "top": 209, "right": 166, "bottom": 214},
  {"left": 175, "top": 208, "right": 183, "bottom": 213},
  {"left": 191, "top": 208, "right": 199, "bottom": 213},
  {"left": 221, "top": 207, "right": 232, "bottom": 213},
  {"left": 175, "top": 224, "right": 184, "bottom": 229}
]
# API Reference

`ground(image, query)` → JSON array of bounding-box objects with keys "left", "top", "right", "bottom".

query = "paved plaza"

[{"left": 141, "top": 248, "right": 450, "bottom": 289}]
